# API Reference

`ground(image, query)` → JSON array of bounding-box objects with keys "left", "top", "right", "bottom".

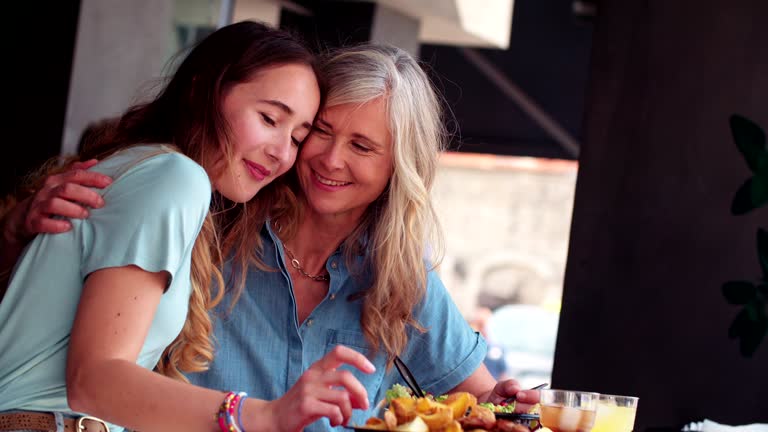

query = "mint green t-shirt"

[{"left": 0, "top": 145, "right": 211, "bottom": 429}]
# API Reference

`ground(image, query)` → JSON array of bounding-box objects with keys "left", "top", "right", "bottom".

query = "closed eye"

[
  {"left": 352, "top": 141, "right": 372, "bottom": 152},
  {"left": 312, "top": 125, "right": 331, "bottom": 136},
  {"left": 261, "top": 113, "right": 276, "bottom": 126}
]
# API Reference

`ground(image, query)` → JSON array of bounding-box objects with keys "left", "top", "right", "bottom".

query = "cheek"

[
  {"left": 368, "top": 164, "right": 393, "bottom": 192},
  {"left": 295, "top": 147, "right": 318, "bottom": 172},
  {"left": 211, "top": 169, "right": 234, "bottom": 199},
  {"left": 296, "top": 155, "right": 312, "bottom": 180},
  {"left": 230, "top": 114, "right": 268, "bottom": 152},
  {"left": 298, "top": 137, "right": 319, "bottom": 158},
  {"left": 208, "top": 154, "right": 230, "bottom": 182}
]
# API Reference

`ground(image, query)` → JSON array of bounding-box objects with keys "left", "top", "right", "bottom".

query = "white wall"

[{"left": 62, "top": 0, "right": 175, "bottom": 155}]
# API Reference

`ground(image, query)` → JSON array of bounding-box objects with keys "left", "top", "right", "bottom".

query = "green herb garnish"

[{"left": 385, "top": 383, "right": 412, "bottom": 403}]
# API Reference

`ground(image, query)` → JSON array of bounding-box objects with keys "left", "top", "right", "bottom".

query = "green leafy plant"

[{"left": 722, "top": 115, "right": 768, "bottom": 357}]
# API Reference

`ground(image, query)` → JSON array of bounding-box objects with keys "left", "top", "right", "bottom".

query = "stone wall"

[{"left": 432, "top": 152, "right": 578, "bottom": 319}]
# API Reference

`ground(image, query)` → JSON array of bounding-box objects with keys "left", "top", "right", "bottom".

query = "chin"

[
  {"left": 225, "top": 188, "right": 262, "bottom": 204},
  {"left": 303, "top": 196, "right": 330, "bottom": 212}
]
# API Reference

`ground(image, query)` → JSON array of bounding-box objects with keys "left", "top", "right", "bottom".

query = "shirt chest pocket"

[{"left": 325, "top": 329, "right": 387, "bottom": 404}]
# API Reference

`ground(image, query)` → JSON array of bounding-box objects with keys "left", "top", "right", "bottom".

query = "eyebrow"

[{"left": 260, "top": 99, "right": 312, "bottom": 130}]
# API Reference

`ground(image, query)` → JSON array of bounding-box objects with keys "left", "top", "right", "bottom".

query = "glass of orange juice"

[
  {"left": 539, "top": 389, "right": 600, "bottom": 432},
  {"left": 591, "top": 394, "right": 639, "bottom": 432}
]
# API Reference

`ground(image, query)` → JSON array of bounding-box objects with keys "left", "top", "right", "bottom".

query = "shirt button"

[
  {"left": 307, "top": 319, "right": 314, "bottom": 326},
  {"left": 330, "top": 294, "right": 336, "bottom": 300},
  {"left": 331, "top": 261, "right": 338, "bottom": 269}
]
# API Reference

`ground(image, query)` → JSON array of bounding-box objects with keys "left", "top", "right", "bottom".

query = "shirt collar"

[{"left": 264, "top": 220, "right": 364, "bottom": 298}]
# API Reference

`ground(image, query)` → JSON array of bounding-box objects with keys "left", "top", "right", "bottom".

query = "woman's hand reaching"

[
  {"left": 483, "top": 379, "right": 541, "bottom": 413},
  {"left": 251, "top": 345, "right": 375, "bottom": 432}
]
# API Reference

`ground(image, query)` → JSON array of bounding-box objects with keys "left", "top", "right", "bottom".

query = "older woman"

[{"left": 1, "top": 44, "right": 540, "bottom": 431}]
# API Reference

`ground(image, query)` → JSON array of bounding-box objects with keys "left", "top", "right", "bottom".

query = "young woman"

[
  {"left": 1, "top": 43, "right": 541, "bottom": 432},
  {"left": 0, "top": 21, "right": 373, "bottom": 432}
]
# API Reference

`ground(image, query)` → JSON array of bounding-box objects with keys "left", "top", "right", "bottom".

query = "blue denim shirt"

[{"left": 188, "top": 222, "right": 487, "bottom": 431}]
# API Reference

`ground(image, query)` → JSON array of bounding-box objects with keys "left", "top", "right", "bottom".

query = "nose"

[
  {"left": 318, "top": 139, "right": 345, "bottom": 171},
  {"left": 264, "top": 132, "right": 294, "bottom": 166}
]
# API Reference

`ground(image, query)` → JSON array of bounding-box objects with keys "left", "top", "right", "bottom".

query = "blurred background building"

[{"left": 5, "top": 0, "right": 767, "bottom": 429}]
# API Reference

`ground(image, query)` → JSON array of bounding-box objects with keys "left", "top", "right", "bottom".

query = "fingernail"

[
  {"left": 517, "top": 391, "right": 526, "bottom": 399},
  {"left": 82, "top": 209, "right": 90, "bottom": 218},
  {"left": 365, "top": 359, "right": 376, "bottom": 372}
]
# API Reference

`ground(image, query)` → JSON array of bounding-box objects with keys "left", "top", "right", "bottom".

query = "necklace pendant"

[{"left": 285, "top": 247, "right": 330, "bottom": 282}]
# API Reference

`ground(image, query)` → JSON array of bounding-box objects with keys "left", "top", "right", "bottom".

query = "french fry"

[
  {"left": 385, "top": 410, "right": 398, "bottom": 430},
  {"left": 459, "top": 405, "right": 496, "bottom": 431},
  {"left": 364, "top": 417, "right": 389, "bottom": 430},
  {"left": 392, "top": 397, "right": 418, "bottom": 424},
  {"left": 416, "top": 398, "right": 433, "bottom": 413},
  {"left": 415, "top": 403, "right": 453, "bottom": 430},
  {"left": 438, "top": 420, "right": 463, "bottom": 432},
  {"left": 394, "top": 416, "right": 429, "bottom": 432},
  {"left": 442, "top": 392, "right": 477, "bottom": 420}
]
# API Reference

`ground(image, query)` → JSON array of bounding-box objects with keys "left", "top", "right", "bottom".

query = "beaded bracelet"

[
  {"left": 217, "top": 391, "right": 248, "bottom": 432},
  {"left": 216, "top": 391, "right": 237, "bottom": 432},
  {"left": 237, "top": 393, "right": 248, "bottom": 432}
]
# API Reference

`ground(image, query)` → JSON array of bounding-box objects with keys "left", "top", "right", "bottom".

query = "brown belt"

[{"left": 0, "top": 412, "right": 110, "bottom": 432}]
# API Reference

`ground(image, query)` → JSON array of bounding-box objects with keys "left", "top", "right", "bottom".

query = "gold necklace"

[{"left": 284, "top": 247, "right": 330, "bottom": 282}]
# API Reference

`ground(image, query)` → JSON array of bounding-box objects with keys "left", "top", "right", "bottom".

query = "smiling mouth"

[{"left": 313, "top": 171, "right": 350, "bottom": 187}]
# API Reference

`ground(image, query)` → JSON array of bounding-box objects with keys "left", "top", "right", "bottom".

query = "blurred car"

[{"left": 484, "top": 304, "right": 559, "bottom": 389}]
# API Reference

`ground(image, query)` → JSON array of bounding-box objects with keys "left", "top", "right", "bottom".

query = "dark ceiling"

[
  {"left": 283, "top": 0, "right": 595, "bottom": 161},
  {"left": 0, "top": 0, "right": 593, "bottom": 199},
  {"left": 421, "top": 0, "right": 594, "bottom": 160}
]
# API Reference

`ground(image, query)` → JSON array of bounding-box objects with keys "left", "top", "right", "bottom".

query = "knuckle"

[
  {"left": 41, "top": 200, "right": 56, "bottom": 213},
  {"left": 60, "top": 183, "right": 76, "bottom": 195},
  {"left": 301, "top": 369, "right": 318, "bottom": 382},
  {"left": 331, "top": 408, "right": 343, "bottom": 425},
  {"left": 339, "top": 392, "right": 352, "bottom": 408},
  {"left": 298, "top": 384, "right": 314, "bottom": 399},
  {"left": 29, "top": 220, "right": 44, "bottom": 233},
  {"left": 338, "top": 370, "right": 354, "bottom": 382}
]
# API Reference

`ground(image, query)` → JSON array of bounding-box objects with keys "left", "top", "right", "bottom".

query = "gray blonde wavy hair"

[{"left": 274, "top": 44, "right": 448, "bottom": 366}]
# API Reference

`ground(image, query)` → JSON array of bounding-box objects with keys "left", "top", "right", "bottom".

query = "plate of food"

[{"left": 350, "top": 385, "right": 544, "bottom": 432}]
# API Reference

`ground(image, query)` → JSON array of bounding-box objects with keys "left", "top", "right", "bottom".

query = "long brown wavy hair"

[
  {"left": 21, "top": 21, "right": 320, "bottom": 381},
  {"left": 270, "top": 45, "right": 448, "bottom": 367}
]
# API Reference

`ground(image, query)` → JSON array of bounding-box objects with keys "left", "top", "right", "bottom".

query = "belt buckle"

[{"left": 76, "top": 416, "right": 110, "bottom": 432}]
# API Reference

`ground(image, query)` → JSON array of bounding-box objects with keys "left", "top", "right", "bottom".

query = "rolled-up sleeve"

[{"left": 400, "top": 270, "right": 488, "bottom": 396}]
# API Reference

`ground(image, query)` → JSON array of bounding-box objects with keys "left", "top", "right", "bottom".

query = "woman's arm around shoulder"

[{"left": 0, "top": 160, "right": 111, "bottom": 297}]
